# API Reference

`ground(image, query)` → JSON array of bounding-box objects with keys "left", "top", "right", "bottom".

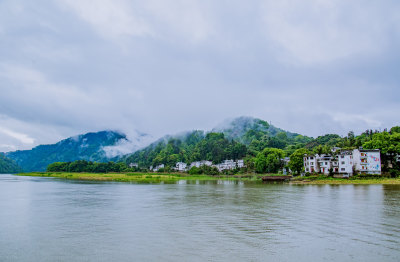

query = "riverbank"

[
  {"left": 14, "top": 172, "right": 400, "bottom": 184},
  {"left": 15, "top": 172, "right": 263, "bottom": 183},
  {"left": 290, "top": 175, "right": 400, "bottom": 185}
]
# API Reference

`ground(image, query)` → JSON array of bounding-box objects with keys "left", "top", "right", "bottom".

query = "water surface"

[{"left": 1, "top": 174, "right": 399, "bottom": 261}]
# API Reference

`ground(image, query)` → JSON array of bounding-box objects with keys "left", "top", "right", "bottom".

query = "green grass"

[
  {"left": 15, "top": 172, "right": 400, "bottom": 185},
  {"left": 15, "top": 172, "right": 265, "bottom": 183},
  {"left": 290, "top": 175, "right": 400, "bottom": 185}
]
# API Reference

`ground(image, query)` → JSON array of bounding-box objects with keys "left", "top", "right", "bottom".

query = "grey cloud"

[{"left": 0, "top": 0, "right": 399, "bottom": 151}]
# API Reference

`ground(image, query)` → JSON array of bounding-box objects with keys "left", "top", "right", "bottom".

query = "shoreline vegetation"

[{"left": 14, "top": 172, "right": 400, "bottom": 185}]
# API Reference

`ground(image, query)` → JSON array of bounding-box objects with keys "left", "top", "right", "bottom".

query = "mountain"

[
  {"left": 4, "top": 116, "right": 313, "bottom": 171},
  {"left": 0, "top": 153, "right": 22, "bottom": 173},
  {"left": 6, "top": 130, "right": 136, "bottom": 172},
  {"left": 124, "top": 116, "right": 312, "bottom": 167},
  {"left": 212, "top": 116, "right": 300, "bottom": 145},
  {"left": 124, "top": 130, "right": 247, "bottom": 168}
]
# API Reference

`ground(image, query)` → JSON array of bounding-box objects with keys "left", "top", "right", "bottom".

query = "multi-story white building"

[
  {"left": 304, "top": 155, "right": 319, "bottom": 173},
  {"left": 331, "top": 157, "right": 339, "bottom": 173},
  {"left": 189, "top": 160, "right": 212, "bottom": 169},
  {"left": 303, "top": 149, "right": 381, "bottom": 176},
  {"left": 317, "top": 155, "right": 333, "bottom": 175},
  {"left": 175, "top": 162, "right": 187, "bottom": 172},
  {"left": 215, "top": 160, "right": 236, "bottom": 171},
  {"left": 214, "top": 159, "right": 245, "bottom": 171},
  {"left": 338, "top": 151, "right": 354, "bottom": 175},
  {"left": 352, "top": 149, "right": 381, "bottom": 174},
  {"left": 237, "top": 159, "right": 245, "bottom": 168}
]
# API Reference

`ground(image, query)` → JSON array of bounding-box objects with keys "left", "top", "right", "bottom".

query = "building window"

[
  {"left": 341, "top": 162, "right": 345, "bottom": 165},
  {"left": 341, "top": 168, "right": 345, "bottom": 171}
]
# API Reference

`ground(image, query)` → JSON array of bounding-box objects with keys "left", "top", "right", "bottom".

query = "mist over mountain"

[
  {"left": 4, "top": 116, "right": 313, "bottom": 171},
  {"left": 212, "top": 116, "right": 300, "bottom": 145},
  {"left": 5, "top": 130, "right": 150, "bottom": 172},
  {"left": 123, "top": 116, "right": 310, "bottom": 167}
]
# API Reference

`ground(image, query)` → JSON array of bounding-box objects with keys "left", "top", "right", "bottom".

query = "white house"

[
  {"left": 303, "top": 149, "right": 381, "bottom": 176},
  {"left": 317, "top": 155, "right": 333, "bottom": 175},
  {"left": 153, "top": 164, "right": 165, "bottom": 172},
  {"left": 338, "top": 151, "right": 354, "bottom": 176},
  {"left": 237, "top": 159, "right": 245, "bottom": 168},
  {"left": 175, "top": 162, "right": 187, "bottom": 172},
  {"left": 189, "top": 160, "right": 212, "bottom": 169},
  {"left": 352, "top": 149, "right": 381, "bottom": 174},
  {"left": 129, "top": 163, "right": 138, "bottom": 168},
  {"left": 304, "top": 155, "right": 319, "bottom": 173},
  {"left": 214, "top": 159, "right": 245, "bottom": 171},
  {"left": 331, "top": 156, "right": 339, "bottom": 173}
]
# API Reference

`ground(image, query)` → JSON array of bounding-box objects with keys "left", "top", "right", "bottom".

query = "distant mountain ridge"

[
  {"left": 6, "top": 131, "right": 129, "bottom": 172},
  {"left": 4, "top": 117, "right": 311, "bottom": 172}
]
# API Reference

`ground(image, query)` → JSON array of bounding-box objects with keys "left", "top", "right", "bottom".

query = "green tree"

[
  {"left": 254, "top": 148, "right": 285, "bottom": 173},
  {"left": 289, "top": 148, "right": 308, "bottom": 175},
  {"left": 254, "top": 153, "right": 267, "bottom": 173},
  {"left": 47, "top": 162, "right": 70, "bottom": 172},
  {"left": 390, "top": 126, "right": 400, "bottom": 134}
]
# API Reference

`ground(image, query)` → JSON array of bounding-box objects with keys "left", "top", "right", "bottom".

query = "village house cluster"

[
  {"left": 144, "top": 159, "right": 246, "bottom": 172},
  {"left": 303, "top": 148, "right": 381, "bottom": 177}
]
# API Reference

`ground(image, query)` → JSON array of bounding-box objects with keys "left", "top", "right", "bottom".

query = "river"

[{"left": 0, "top": 174, "right": 399, "bottom": 261}]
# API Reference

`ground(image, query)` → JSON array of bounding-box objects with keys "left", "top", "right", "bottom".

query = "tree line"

[
  {"left": 47, "top": 160, "right": 138, "bottom": 173},
  {"left": 46, "top": 126, "right": 400, "bottom": 176}
]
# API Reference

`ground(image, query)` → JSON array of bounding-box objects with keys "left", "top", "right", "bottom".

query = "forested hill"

[
  {"left": 124, "top": 122, "right": 400, "bottom": 174},
  {"left": 0, "top": 153, "right": 22, "bottom": 173},
  {"left": 124, "top": 131, "right": 247, "bottom": 167},
  {"left": 6, "top": 131, "right": 128, "bottom": 172},
  {"left": 124, "top": 117, "right": 314, "bottom": 168},
  {"left": 212, "top": 116, "right": 301, "bottom": 145}
]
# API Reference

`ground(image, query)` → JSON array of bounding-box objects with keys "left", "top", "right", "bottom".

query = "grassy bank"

[
  {"left": 15, "top": 172, "right": 264, "bottom": 183},
  {"left": 15, "top": 172, "right": 400, "bottom": 185},
  {"left": 290, "top": 175, "right": 400, "bottom": 185}
]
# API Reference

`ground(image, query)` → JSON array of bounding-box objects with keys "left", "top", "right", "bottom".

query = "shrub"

[
  {"left": 389, "top": 169, "right": 400, "bottom": 178},
  {"left": 188, "top": 166, "right": 202, "bottom": 175}
]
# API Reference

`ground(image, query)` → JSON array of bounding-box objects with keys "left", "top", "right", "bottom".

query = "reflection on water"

[{"left": 0, "top": 174, "right": 399, "bottom": 262}]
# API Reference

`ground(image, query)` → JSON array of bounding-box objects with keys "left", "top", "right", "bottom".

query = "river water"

[{"left": 0, "top": 174, "right": 399, "bottom": 262}]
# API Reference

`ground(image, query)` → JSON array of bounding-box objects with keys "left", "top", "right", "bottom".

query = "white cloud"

[
  {"left": 143, "top": 0, "right": 214, "bottom": 43},
  {"left": 59, "top": 0, "right": 153, "bottom": 39},
  {"left": 261, "top": 0, "right": 394, "bottom": 65},
  {"left": 0, "top": 63, "right": 93, "bottom": 114},
  {"left": 332, "top": 113, "right": 381, "bottom": 129},
  {"left": 0, "top": 127, "right": 34, "bottom": 144},
  {"left": 0, "top": 144, "right": 17, "bottom": 152},
  {"left": 58, "top": 0, "right": 214, "bottom": 44},
  {"left": 0, "top": 0, "right": 399, "bottom": 151},
  {"left": 102, "top": 132, "right": 154, "bottom": 158}
]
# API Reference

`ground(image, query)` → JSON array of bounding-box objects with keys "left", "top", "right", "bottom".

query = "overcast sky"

[{"left": 1, "top": 0, "right": 400, "bottom": 152}]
